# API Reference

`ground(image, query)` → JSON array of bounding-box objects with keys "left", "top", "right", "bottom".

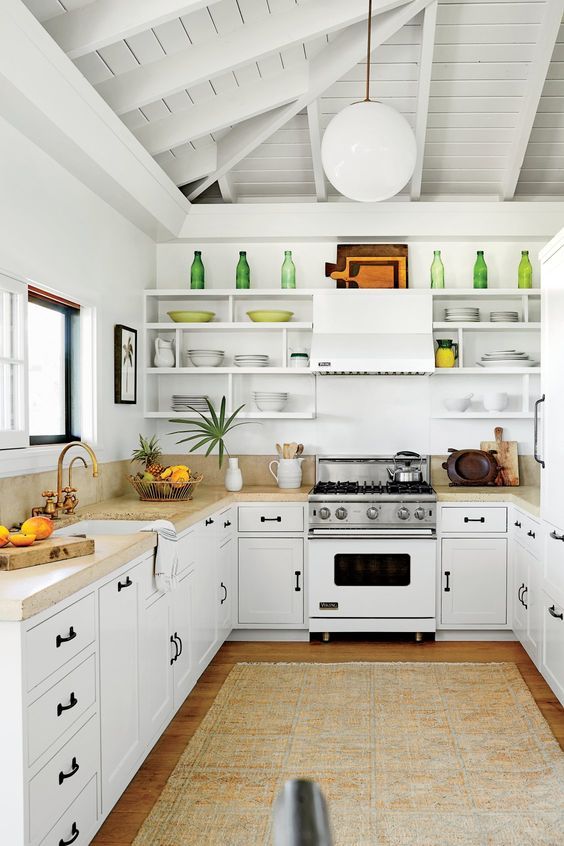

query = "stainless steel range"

[{"left": 308, "top": 455, "right": 437, "bottom": 640}]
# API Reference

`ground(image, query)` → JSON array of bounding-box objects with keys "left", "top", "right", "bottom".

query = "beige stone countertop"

[
  {"left": 0, "top": 485, "right": 310, "bottom": 622},
  {"left": 0, "top": 533, "right": 156, "bottom": 622},
  {"left": 435, "top": 485, "right": 540, "bottom": 517}
]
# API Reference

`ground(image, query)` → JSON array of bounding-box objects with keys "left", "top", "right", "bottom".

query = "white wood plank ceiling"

[{"left": 21, "top": 0, "right": 564, "bottom": 203}]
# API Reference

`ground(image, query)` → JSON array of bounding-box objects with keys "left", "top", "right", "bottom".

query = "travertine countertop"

[
  {"left": 0, "top": 486, "right": 310, "bottom": 622},
  {"left": 435, "top": 485, "right": 540, "bottom": 517}
]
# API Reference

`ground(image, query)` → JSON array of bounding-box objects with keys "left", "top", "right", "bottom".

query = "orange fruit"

[
  {"left": 0, "top": 536, "right": 9, "bottom": 548},
  {"left": 21, "top": 516, "right": 54, "bottom": 541},
  {"left": 8, "top": 533, "right": 36, "bottom": 547},
  {"left": 0, "top": 526, "right": 9, "bottom": 540}
]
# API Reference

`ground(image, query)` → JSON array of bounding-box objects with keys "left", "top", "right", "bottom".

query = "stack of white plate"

[
  {"left": 444, "top": 307, "right": 480, "bottom": 322},
  {"left": 477, "top": 350, "right": 538, "bottom": 368},
  {"left": 490, "top": 311, "right": 519, "bottom": 322},
  {"left": 171, "top": 394, "right": 210, "bottom": 412},
  {"left": 184, "top": 349, "right": 224, "bottom": 367},
  {"left": 253, "top": 391, "right": 288, "bottom": 412},
  {"left": 234, "top": 354, "right": 269, "bottom": 368}
]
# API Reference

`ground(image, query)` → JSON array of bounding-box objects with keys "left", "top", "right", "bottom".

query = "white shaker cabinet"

[
  {"left": 512, "top": 539, "right": 541, "bottom": 664},
  {"left": 539, "top": 593, "right": 564, "bottom": 705},
  {"left": 238, "top": 537, "right": 304, "bottom": 625},
  {"left": 171, "top": 566, "right": 196, "bottom": 708},
  {"left": 440, "top": 538, "right": 507, "bottom": 626},
  {"left": 140, "top": 590, "right": 173, "bottom": 750},
  {"left": 218, "top": 536, "right": 234, "bottom": 642},
  {"left": 192, "top": 522, "right": 220, "bottom": 676}
]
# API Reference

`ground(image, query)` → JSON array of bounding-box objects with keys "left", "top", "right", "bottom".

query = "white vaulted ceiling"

[{"left": 21, "top": 0, "right": 564, "bottom": 204}]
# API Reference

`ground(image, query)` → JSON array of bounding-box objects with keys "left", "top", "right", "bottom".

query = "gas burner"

[
  {"left": 312, "top": 480, "right": 385, "bottom": 496},
  {"left": 385, "top": 481, "right": 435, "bottom": 496}
]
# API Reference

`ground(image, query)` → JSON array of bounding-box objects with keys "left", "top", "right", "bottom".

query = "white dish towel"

[{"left": 141, "top": 519, "right": 178, "bottom": 593}]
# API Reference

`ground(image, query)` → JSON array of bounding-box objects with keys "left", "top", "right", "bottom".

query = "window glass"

[{"left": 28, "top": 302, "right": 66, "bottom": 437}]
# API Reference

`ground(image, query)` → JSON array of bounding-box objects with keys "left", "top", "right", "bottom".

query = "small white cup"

[{"left": 483, "top": 392, "right": 508, "bottom": 412}]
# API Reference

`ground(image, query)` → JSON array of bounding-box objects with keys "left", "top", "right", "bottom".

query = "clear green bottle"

[
  {"left": 473, "top": 250, "right": 488, "bottom": 289},
  {"left": 190, "top": 250, "right": 205, "bottom": 289},
  {"left": 281, "top": 250, "right": 296, "bottom": 289},
  {"left": 430, "top": 250, "right": 445, "bottom": 289},
  {"left": 518, "top": 250, "right": 532, "bottom": 288},
  {"left": 236, "top": 251, "right": 250, "bottom": 289}
]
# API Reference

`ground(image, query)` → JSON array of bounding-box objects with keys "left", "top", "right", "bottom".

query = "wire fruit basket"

[{"left": 127, "top": 472, "right": 203, "bottom": 502}]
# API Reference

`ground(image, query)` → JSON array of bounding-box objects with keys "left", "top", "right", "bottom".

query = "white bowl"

[
  {"left": 255, "top": 399, "right": 287, "bottom": 412},
  {"left": 444, "top": 395, "right": 473, "bottom": 412},
  {"left": 483, "top": 392, "right": 508, "bottom": 412}
]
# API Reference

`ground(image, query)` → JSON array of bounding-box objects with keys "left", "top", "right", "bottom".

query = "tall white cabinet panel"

[
  {"left": 171, "top": 567, "right": 196, "bottom": 708},
  {"left": 99, "top": 564, "right": 143, "bottom": 812},
  {"left": 540, "top": 593, "right": 564, "bottom": 706},
  {"left": 512, "top": 540, "right": 540, "bottom": 663},
  {"left": 218, "top": 536, "right": 234, "bottom": 641},
  {"left": 238, "top": 537, "right": 304, "bottom": 625},
  {"left": 441, "top": 538, "right": 507, "bottom": 626},
  {"left": 140, "top": 591, "right": 173, "bottom": 750},
  {"left": 192, "top": 529, "right": 219, "bottom": 676}
]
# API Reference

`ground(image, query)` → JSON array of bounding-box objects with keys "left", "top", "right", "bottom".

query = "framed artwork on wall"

[{"left": 114, "top": 324, "right": 137, "bottom": 404}]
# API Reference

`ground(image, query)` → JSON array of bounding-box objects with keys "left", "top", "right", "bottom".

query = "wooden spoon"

[
  {"left": 288, "top": 442, "right": 298, "bottom": 459},
  {"left": 296, "top": 444, "right": 304, "bottom": 456},
  {"left": 275, "top": 443, "right": 283, "bottom": 457}
]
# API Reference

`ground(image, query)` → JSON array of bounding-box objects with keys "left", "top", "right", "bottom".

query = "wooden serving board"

[
  {"left": 480, "top": 427, "right": 520, "bottom": 487},
  {"left": 0, "top": 536, "right": 95, "bottom": 571}
]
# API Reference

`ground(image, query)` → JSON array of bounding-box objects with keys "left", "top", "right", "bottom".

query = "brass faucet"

[
  {"left": 56, "top": 442, "right": 98, "bottom": 510},
  {"left": 32, "top": 442, "right": 99, "bottom": 519}
]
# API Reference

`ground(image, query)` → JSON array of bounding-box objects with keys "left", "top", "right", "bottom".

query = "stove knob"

[
  {"left": 414, "top": 507, "right": 426, "bottom": 521},
  {"left": 335, "top": 507, "right": 348, "bottom": 521},
  {"left": 397, "top": 506, "right": 411, "bottom": 521},
  {"left": 366, "top": 506, "right": 379, "bottom": 520},
  {"left": 319, "top": 507, "right": 331, "bottom": 520}
]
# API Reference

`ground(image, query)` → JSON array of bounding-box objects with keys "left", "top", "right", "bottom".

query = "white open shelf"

[
  {"left": 433, "top": 322, "right": 540, "bottom": 330},
  {"left": 433, "top": 412, "right": 534, "bottom": 419},
  {"left": 148, "top": 411, "right": 315, "bottom": 420},
  {"left": 145, "top": 322, "right": 313, "bottom": 331},
  {"left": 433, "top": 367, "right": 540, "bottom": 375},
  {"left": 146, "top": 367, "right": 313, "bottom": 375}
]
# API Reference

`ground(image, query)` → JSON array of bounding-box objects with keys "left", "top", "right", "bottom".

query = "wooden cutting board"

[
  {"left": 0, "top": 536, "right": 95, "bottom": 571},
  {"left": 480, "top": 427, "right": 519, "bottom": 487}
]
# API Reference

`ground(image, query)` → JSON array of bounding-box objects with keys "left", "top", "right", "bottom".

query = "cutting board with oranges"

[{"left": 0, "top": 534, "right": 95, "bottom": 570}]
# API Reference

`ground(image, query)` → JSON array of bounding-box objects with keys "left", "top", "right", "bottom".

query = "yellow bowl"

[
  {"left": 246, "top": 310, "right": 293, "bottom": 322},
  {"left": 167, "top": 311, "right": 215, "bottom": 323}
]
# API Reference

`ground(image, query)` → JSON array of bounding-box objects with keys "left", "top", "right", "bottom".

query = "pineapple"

[{"left": 131, "top": 434, "right": 165, "bottom": 478}]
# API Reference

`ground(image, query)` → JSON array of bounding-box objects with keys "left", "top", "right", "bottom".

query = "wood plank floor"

[{"left": 92, "top": 639, "right": 564, "bottom": 846}]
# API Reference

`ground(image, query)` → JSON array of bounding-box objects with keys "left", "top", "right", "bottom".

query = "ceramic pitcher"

[
  {"left": 225, "top": 457, "right": 243, "bottom": 491},
  {"left": 154, "top": 337, "right": 175, "bottom": 368},
  {"left": 435, "top": 339, "right": 458, "bottom": 368},
  {"left": 269, "top": 457, "right": 303, "bottom": 489}
]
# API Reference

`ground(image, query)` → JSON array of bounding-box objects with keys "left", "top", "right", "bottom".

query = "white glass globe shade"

[{"left": 321, "top": 100, "right": 417, "bottom": 202}]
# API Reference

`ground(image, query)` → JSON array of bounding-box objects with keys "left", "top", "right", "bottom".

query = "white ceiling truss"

[{"left": 21, "top": 0, "right": 564, "bottom": 204}]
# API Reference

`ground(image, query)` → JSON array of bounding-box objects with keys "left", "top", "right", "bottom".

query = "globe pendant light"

[{"left": 321, "top": 0, "right": 417, "bottom": 202}]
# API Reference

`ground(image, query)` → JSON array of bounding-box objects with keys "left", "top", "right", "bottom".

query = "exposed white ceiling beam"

[
  {"left": 501, "top": 0, "right": 564, "bottom": 200},
  {"left": 218, "top": 174, "right": 236, "bottom": 204},
  {"left": 161, "top": 145, "right": 217, "bottom": 186},
  {"left": 410, "top": 0, "right": 437, "bottom": 200},
  {"left": 43, "top": 1, "right": 221, "bottom": 60},
  {"left": 306, "top": 101, "right": 327, "bottom": 202},
  {"left": 135, "top": 66, "right": 308, "bottom": 155},
  {"left": 188, "top": 0, "right": 435, "bottom": 201},
  {"left": 96, "top": 0, "right": 411, "bottom": 116}
]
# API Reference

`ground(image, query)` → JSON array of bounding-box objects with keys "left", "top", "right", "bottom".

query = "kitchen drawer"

[
  {"left": 29, "top": 715, "right": 99, "bottom": 843},
  {"left": 238, "top": 505, "right": 304, "bottom": 533},
  {"left": 512, "top": 511, "right": 540, "bottom": 559},
  {"left": 28, "top": 654, "right": 96, "bottom": 766},
  {"left": 544, "top": 521, "right": 564, "bottom": 601},
  {"left": 440, "top": 506, "right": 507, "bottom": 534},
  {"left": 40, "top": 776, "right": 97, "bottom": 846},
  {"left": 26, "top": 594, "right": 96, "bottom": 691}
]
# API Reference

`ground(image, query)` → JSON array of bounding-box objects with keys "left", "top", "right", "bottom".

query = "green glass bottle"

[
  {"left": 190, "top": 250, "right": 205, "bottom": 289},
  {"left": 473, "top": 250, "right": 488, "bottom": 289},
  {"left": 518, "top": 250, "right": 533, "bottom": 288},
  {"left": 236, "top": 251, "right": 250, "bottom": 289},
  {"left": 430, "top": 250, "right": 445, "bottom": 289},
  {"left": 281, "top": 250, "right": 296, "bottom": 289}
]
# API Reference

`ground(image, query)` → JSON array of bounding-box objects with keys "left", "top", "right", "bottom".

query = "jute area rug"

[{"left": 133, "top": 662, "right": 564, "bottom": 846}]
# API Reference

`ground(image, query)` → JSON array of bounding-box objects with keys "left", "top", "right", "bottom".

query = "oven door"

[{"left": 308, "top": 537, "right": 436, "bottom": 619}]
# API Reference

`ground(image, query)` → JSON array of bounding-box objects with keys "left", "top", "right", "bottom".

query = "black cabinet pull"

[
  {"left": 548, "top": 605, "right": 564, "bottom": 620},
  {"left": 260, "top": 515, "right": 282, "bottom": 523},
  {"left": 527, "top": 530, "right": 536, "bottom": 539},
  {"left": 444, "top": 571, "right": 451, "bottom": 592},
  {"left": 224, "top": 520, "right": 231, "bottom": 528},
  {"left": 522, "top": 587, "right": 528, "bottom": 610},
  {"left": 533, "top": 394, "right": 545, "bottom": 467},
  {"left": 56, "top": 627, "right": 76, "bottom": 648},
  {"left": 59, "top": 822, "right": 79, "bottom": 846},
  {"left": 518, "top": 583, "right": 525, "bottom": 605},
  {"left": 58, "top": 757, "right": 79, "bottom": 785},
  {"left": 205, "top": 518, "right": 214, "bottom": 526},
  {"left": 514, "top": 521, "right": 522, "bottom": 528},
  {"left": 464, "top": 516, "right": 485, "bottom": 523},
  {"left": 117, "top": 575, "right": 133, "bottom": 592},
  {"left": 57, "top": 692, "right": 78, "bottom": 717},
  {"left": 175, "top": 633, "right": 183, "bottom": 658},
  {"left": 294, "top": 571, "right": 301, "bottom": 592},
  {"left": 550, "top": 530, "right": 564, "bottom": 542},
  {"left": 220, "top": 582, "right": 227, "bottom": 604},
  {"left": 170, "top": 634, "right": 179, "bottom": 665}
]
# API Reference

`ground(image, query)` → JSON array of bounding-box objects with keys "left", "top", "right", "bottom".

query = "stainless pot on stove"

[{"left": 387, "top": 451, "right": 423, "bottom": 483}]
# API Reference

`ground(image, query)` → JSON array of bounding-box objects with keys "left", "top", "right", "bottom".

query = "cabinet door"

[
  {"left": 522, "top": 546, "right": 541, "bottom": 664},
  {"left": 191, "top": 530, "right": 219, "bottom": 677},
  {"left": 441, "top": 538, "right": 507, "bottom": 626},
  {"left": 541, "top": 250, "right": 564, "bottom": 527},
  {"left": 140, "top": 591, "right": 173, "bottom": 750},
  {"left": 218, "top": 536, "right": 234, "bottom": 641},
  {"left": 512, "top": 541, "right": 527, "bottom": 641},
  {"left": 238, "top": 537, "right": 304, "bottom": 625},
  {"left": 171, "top": 567, "right": 196, "bottom": 709},
  {"left": 540, "top": 592, "right": 564, "bottom": 706},
  {"left": 99, "top": 563, "right": 144, "bottom": 812}
]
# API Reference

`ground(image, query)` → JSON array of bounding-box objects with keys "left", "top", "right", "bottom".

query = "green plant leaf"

[
  {"left": 222, "top": 403, "right": 247, "bottom": 433},
  {"left": 205, "top": 437, "right": 219, "bottom": 456},
  {"left": 206, "top": 397, "right": 219, "bottom": 429},
  {"left": 218, "top": 439, "right": 224, "bottom": 467}
]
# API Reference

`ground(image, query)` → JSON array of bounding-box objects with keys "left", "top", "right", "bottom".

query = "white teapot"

[{"left": 154, "top": 337, "right": 175, "bottom": 368}]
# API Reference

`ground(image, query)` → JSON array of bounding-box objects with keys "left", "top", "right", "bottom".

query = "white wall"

[
  {"left": 156, "top": 238, "right": 546, "bottom": 457},
  {"left": 0, "top": 115, "right": 155, "bottom": 471}
]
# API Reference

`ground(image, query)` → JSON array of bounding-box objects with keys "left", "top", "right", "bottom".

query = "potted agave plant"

[{"left": 169, "top": 396, "right": 251, "bottom": 491}]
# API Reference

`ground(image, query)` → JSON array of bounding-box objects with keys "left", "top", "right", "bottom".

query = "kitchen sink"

[{"left": 53, "top": 519, "right": 149, "bottom": 537}]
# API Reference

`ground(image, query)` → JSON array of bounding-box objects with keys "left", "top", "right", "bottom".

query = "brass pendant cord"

[{"left": 365, "top": 0, "right": 373, "bottom": 102}]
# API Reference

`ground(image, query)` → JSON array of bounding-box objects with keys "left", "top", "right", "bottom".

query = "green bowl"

[
  {"left": 246, "top": 310, "right": 294, "bottom": 323},
  {"left": 167, "top": 311, "right": 215, "bottom": 323}
]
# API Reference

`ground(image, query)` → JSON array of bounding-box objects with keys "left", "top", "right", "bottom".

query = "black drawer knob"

[
  {"left": 59, "top": 822, "right": 79, "bottom": 846},
  {"left": 527, "top": 530, "right": 536, "bottom": 539},
  {"left": 548, "top": 605, "right": 564, "bottom": 620},
  {"left": 260, "top": 515, "right": 282, "bottom": 523},
  {"left": 58, "top": 756, "right": 79, "bottom": 785},
  {"left": 117, "top": 575, "right": 133, "bottom": 591},
  {"left": 464, "top": 516, "right": 485, "bottom": 523},
  {"left": 57, "top": 692, "right": 78, "bottom": 717},
  {"left": 205, "top": 518, "right": 214, "bottom": 526},
  {"left": 514, "top": 521, "right": 522, "bottom": 528},
  {"left": 56, "top": 627, "right": 77, "bottom": 648}
]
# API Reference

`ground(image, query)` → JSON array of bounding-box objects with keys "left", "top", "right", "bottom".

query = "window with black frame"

[{"left": 28, "top": 289, "right": 80, "bottom": 445}]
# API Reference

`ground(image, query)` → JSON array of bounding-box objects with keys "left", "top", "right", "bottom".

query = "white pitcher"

[
  {"left": 154, "top": 337, "right": 175, "bottom": 368},
  {"left": 269, "top": 457, "right": 303, "bottom": 489}
]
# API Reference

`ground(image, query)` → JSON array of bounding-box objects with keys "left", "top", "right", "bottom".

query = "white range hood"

[{"left": 310, "top": 291, "right": 434, "bottom": 375}]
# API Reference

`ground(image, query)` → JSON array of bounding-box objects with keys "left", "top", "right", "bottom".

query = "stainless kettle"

[{"left": 387, "top": 451, "right": 423, "bottom": 483}]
